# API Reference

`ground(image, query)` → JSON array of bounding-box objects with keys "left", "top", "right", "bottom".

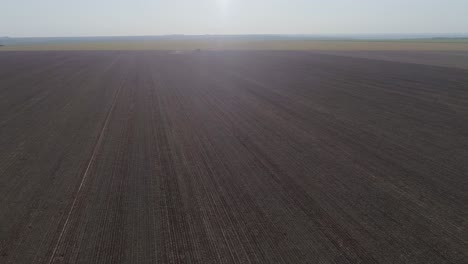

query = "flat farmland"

[
  {"left": 0, "top": 51, "right": 467, "bottom": 264},
  {"left": 1, "top": 39, "right": 468, "bottom": 51}
]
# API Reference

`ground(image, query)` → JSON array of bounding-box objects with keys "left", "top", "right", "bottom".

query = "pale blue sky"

[{"left": 2, "top": 0, "right": 468, "bottom": 37}]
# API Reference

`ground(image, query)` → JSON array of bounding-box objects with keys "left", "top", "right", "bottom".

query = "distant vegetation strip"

[{"left": 1, "top": 39, "right": 468, "bottom": 51}]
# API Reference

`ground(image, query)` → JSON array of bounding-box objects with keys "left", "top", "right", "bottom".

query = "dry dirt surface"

[
  {"left": 0, "top": 51, "right": 467, "bottom": 264},
  {"left": 316, "top": 50, "right": 468, "bottom": 70}
]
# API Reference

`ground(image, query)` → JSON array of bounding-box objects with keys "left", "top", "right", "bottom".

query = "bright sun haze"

[{"left": 1, "top": 0, "right": 468, "bottom": 37}]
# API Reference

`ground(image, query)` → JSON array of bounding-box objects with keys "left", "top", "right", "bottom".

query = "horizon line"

[{"left": 3, "top": 33, "right": 468, "bottom": 39}]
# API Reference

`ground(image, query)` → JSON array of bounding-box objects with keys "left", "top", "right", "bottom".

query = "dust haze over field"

[{"left": 0, "top": 49, "right": 467, "bottom": 263}]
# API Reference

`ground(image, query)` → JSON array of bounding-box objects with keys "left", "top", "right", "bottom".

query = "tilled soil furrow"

[{"left": 0, "top": 51, "right": 467, "bottom": 264}]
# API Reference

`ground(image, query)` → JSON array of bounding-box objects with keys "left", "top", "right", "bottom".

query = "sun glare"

[{"left": 217, "top": 0, "right": 230, "bottom": 15}]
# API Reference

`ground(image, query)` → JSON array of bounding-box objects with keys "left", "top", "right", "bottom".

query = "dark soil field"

[
  {"left": 317, "top": 50, "right": 468, "bottom": 70},
  {"left": 0, "top": 51, "right": 467, "bottom": 264}
]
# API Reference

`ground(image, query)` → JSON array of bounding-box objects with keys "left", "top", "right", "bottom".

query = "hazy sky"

[{"left": 2, "top": 0, "right": 468, "bottom": 37}]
